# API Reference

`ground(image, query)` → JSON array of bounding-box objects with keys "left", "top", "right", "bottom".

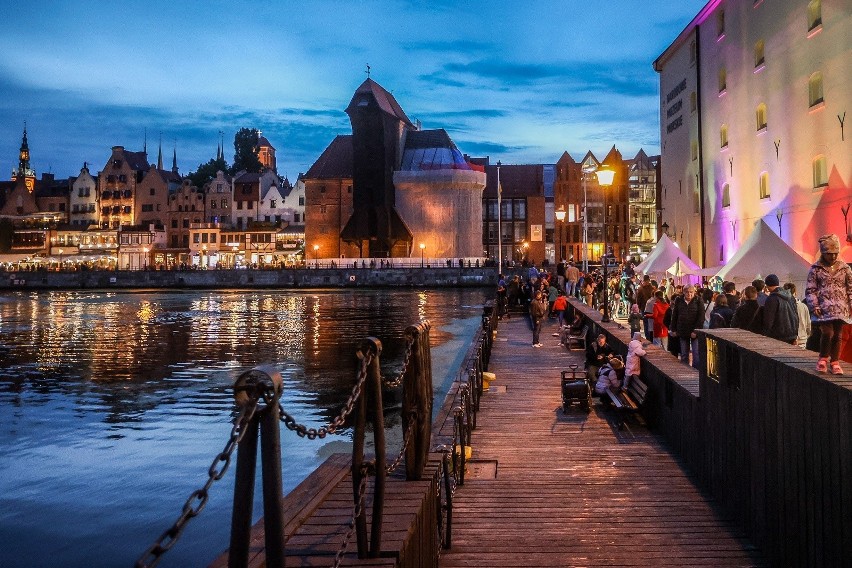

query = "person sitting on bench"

[
  {"left": 586, "top": 333, "right": 613, "bottom": 381},
  {"left": 594, "top": 356, "right": 624, "bottom": 405}
]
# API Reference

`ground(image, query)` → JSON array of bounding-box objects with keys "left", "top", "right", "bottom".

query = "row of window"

[
  {"left": 714, "top": 0, "right": 821, "bottom": 40},
  {"left": 719, "top": 155, "right": 829, "bottom": 207},
  {"left": 719, "top": 67, "right": 824, "bottom": 108},
  {"left": 72, "top": 204, "right": 96, "bottom": 213}
]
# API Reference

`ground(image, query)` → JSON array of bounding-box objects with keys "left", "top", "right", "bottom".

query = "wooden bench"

[
  {"left": 605, "top": 375, "right": 649, "bottom": 430},
  {"left": 562, "top": 324, "right": 589, "bottom": 351}
]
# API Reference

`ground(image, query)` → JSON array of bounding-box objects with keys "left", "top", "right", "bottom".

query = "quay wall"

[
  {"left": 0, "top": 267, "right": 497, "bottom": 290},
  {"left": 570, "top": 298, "right": 852, "bottom": 567}
]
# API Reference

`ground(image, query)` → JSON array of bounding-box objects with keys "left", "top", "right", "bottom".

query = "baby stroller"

[{"left": 561, "top": 363, "right": 592, "bottom": 413}]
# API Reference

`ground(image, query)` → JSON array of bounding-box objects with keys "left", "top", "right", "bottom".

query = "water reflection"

[{"left": 0, "top": 288, "right": 487, "bottom": 567}]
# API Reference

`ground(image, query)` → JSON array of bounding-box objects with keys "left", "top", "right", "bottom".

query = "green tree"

[
  {"left": 186, "top": 155, "right": 229, "bottom": 188},
  {"left": 231, "top": 128, "right": 262, "bottom": 174}
]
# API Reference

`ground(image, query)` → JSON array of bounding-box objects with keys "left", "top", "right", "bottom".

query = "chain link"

[
  {"left": 136, "top": 399, "right": 260, "bottom": 568},
  {"left": 385, "top": 412, "right": 417, "bottom": 474},
  {"left": 380, "top": 335, "right": 414, "bottom": 389},
  {"left": 332, "top": 464, "right": 371, "bottom": 568},
  {"left": 280, "top": 350, "right": 374, "bottom": 439}
]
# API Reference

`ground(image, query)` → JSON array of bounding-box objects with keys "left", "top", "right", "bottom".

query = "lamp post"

[
  {"left": 596, "top": 165, "right": 615, "bottom": 322},
  {"left": 775, "top": 208, "right": 783, "bottom": 238},
  {"left": 661, "top": 221, "right": 669, "bottom": 237},
  {"left": 419, "top": 242, "right": 425, "bottom": 268},
  {"left": 496, "top": 160, "right": 502, "bottom": 269},
  {"left": 581, "top": 164, "right": 597, "bottom": 273},
  {"left": 555, "top": 205, "right": 566, "bottom": 265},
  {"left": 143, "top": 246, "right": 149, "bottom": 270},
  {"left": 57, "top": 248, "right": 63, "bottom": 270},
  {"left": 313, "top": 244, "right": 319, "bottom": 268}
]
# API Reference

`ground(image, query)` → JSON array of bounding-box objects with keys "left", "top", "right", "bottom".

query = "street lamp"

[
  {"left": 596, "top": 165, "right": 615, "bottom": 323},
  {"left": 775, "top": 208, "right": 783, "bottom": 238},
  {"left": 313, "top": 244, "right": 319, "bottom": 268},
  {"left": 581, "top": 164, "right": 598, "bottom": 273},
  {"left": 419, "top": 242, "right": 425, "bottom": 268},
  {"left": 555, "top": 205, "right": 566, "bottom": 265},
  {"left": 661, "top": 221, "right": 670, "bottom": 237},
  {"left": 496, "top": 160, "right": 502, "bottom": 269}
]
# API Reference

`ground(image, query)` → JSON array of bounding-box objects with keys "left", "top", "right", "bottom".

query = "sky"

[{"left": 0, "top": 0, "right": 709, "bottom": 182}]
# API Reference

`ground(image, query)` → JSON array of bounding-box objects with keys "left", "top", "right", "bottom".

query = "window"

[
  {"left": 216, "top": 183, "right": 223, "bottom": 192},
  {"left": 759, "top": 172, "right": 770, "bottom": 199},
  {"left": 202, "top": 233, "right": 209, "bottom": 244},
  {"left": 716, "top": 9, "right": 725, "bottom": 38},
  {"left": 211, "top": 234, "right": 217, "bottom": 243},
  {"left": 183, "top": 219, "right": 189, "bottom": 228},
  {"left": 718, "top": 68, "right": 727, "bottom": 93},
  {"left": 150, "top": 188, "right": 156, "bottom": 196},
  {"left": 722, "top": 184, "right": 731, "bottom": 207},
  {"left": 720, "top": 124, "right": 729, "bottom": 148},
  {"left": 813, "top": 155, "right": 828, "bottom": 188},
  {"left": 221, "top": 199, "right": 227, "bottom": 208},
  {"left": 193, "top": 233, "right": 200, "bottom": 244},
  {"left": 691, "top": 140, "right": 698, "bottom": 161},
  {"left": 171, "top": 220, "right": 178, "bottom": 229},
  {"left": 270, "top": 199, "right": 276, "bottom": 209},
  {"left": 690, "top": 39, "right": 697, "bottom": 64},
  {"left": 211, "top": 201, "right": 217, "bottom": 209},
  {"left": 808, "top": 0, "right": 822, "bottom": 31},
  {"left": 237, "top": 201, "right": 243, "bottom": 210},
  {"left": 320, "top": 185, "right": 326, "bottom": 194},
  {"left": 754, "top": 40, "right": 765, "bottom": 68},
  {"left": 756, "top": 103, "right": 768, "bottom": 130},
  {"left": 294, "top": 213, "right": 300, "bottom": 222},
  {"left": 809, "top": 72, "right": 824, "bottom": 107},
  {"left": 690, "top": 92, "right": 697, "bottom": 113},
  {"left": 298, "top": 196, "right": 305, "bottom": 206}
]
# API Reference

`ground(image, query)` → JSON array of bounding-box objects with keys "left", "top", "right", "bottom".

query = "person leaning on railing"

[{"left": 806, "top": 233, "right": 852, "bottom": 375}]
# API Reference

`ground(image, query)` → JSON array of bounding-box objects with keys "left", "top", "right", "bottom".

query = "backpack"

[
  {"left": 709, "top": 312, "right": 727, "bottom": 329},
  {"left": 663, "top": 305, "right": 673, "bottom": 328}
]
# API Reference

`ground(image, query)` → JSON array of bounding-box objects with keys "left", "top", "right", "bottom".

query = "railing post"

[
  {"left": 352, "top": 337, "right": 385, "bottom": 558},
  {"left": 403, "top": 321, "right": 433, "bottom": 481},
  {"left": 229, "top": 366, "right": 284, "bottom": 568},
  {"left": 228, "top": 415, "right": 259, "bottom": 568}
]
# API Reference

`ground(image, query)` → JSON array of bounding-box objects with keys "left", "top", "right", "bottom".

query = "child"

[
  {"left": 625, "top": 332, "right": 647, "bottom": 390},
  {"left": 628, "top": 304, "right": 643, "bottom": 335}
]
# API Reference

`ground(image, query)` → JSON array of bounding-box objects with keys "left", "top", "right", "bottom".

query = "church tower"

[{"left": 11, "top": 124, "right": 36, "bottom": 193}]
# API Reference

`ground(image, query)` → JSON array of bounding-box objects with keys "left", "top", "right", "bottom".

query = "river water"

[{"left": 0, "top": 287, "right": 488, "bottom": 567}]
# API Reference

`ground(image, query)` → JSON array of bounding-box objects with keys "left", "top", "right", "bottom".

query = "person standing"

[
  {"left": 731, "top": 285, "right": 760, "bottom": 330},
  {"left": 651, "top": 290, "right": 670, "bottom": 349},
  {"left": 760, "top": 274, "right": 799, "bottom": 344},
  {"left": 784, "top": 282, "right": 812, "bottom": 349},
  {"left": 529, "top": 290, "right": 547, "bottom": 348},
  {"left": 565, "top": 261, "right": 580, "bottom": 298},
  {"left": 625, "top": 332, "right": 647, "bottom": 390},
  {"left": 805, "top": 234, "right": 852, "bottom": 374},
  {"left": 670, "top": 284, "right": 705, "bottom": 368}
]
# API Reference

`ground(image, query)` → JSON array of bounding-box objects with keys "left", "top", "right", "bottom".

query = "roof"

[
  {"left": 635, "top": 234, "right": 700, "bottom": 275},
  {"left": 304, "top": 135, "right": 353, "bottom": 179},
  {"left": 257, "top": 135, "right": 275, "bottom": 150},
  {"left": 121, "top": 149, "right": 151, "bottom": 171},
  {"left": 399, "top": 129, "right": 484, "bottom": 172},
  {"left": 345, "top": 78, "right": 413, "bottom": 127}
]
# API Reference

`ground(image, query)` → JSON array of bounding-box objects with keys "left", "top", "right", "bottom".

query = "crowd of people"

[{"left": 497, "top": 234, "right": 852, "bottom": 390}]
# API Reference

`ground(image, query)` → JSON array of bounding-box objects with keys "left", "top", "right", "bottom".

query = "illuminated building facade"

[{"left": 655, "top": 0, "right": 852, "bottom": 267}]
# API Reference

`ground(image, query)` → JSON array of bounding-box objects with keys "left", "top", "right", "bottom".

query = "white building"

[
  {"left": 655, "top": 0, "right": 852, "bottom": 267},
  {"left": 70, "top": 163, "right": 98, "bottom": 228}
]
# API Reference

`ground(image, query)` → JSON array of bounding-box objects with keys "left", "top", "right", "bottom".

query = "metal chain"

[
  {"left": 136, "top": 399, "right": 260, "bottom": 568},
  {"left": 280, "top": 350, "right": 374, "bottom": 439},
  {"left": 381, "top": 335, "right": 414, "bottom": 389},
  {"left": 385, "top": 412, "right": 417, "bottom": 474},
  {"left": 332, "top": 464, "right": 371, "bottom": 568}
]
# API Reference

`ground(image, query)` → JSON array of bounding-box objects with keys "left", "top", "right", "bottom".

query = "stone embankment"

[{"left": 0, "top": 267, "right": 497, "bottom": 290}]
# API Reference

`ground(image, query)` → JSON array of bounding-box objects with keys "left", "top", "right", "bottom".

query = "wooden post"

[{"left": 403, "top": 321, "right": 433, "bottom": 481}]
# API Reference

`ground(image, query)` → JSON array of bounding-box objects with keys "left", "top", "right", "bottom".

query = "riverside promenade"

[{"left": 436, "top": 310, "right": 764, "bottom": 567}]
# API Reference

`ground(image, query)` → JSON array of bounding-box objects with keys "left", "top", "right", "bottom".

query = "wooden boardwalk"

[{"left": 436, "top": 314, "right": 765, "bottom": 567}]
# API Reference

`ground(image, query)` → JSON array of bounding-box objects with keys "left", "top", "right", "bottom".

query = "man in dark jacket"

[
  {"left": 761, "top": 274, "right": 799, "bottom": 344},
  {"left": 670, "top": 284, "right": 705, "bottom": 369},
  {"left": 731, "top": 285, "right": 760, "bottom": 330}
]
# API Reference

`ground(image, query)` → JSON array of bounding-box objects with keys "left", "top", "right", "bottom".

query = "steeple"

[
  {"left": 172, "top": 142, "right": 178, "bottom": 173},
  {"left": 12, "top": 123, "right": 36, "bottom": 189},
  {"left": 157, "top": 135, "right": 163, "bottom": 170},
  {"left": 143, "top": 128, "right": 147, "bottom": 156}
]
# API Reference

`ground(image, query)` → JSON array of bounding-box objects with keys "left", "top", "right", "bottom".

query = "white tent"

[
  {"left": 635, "top": 234, "right": 701, "bottom": 277},
  {"left": 714, "top": 219, "right": 812, "bottom": 293}
]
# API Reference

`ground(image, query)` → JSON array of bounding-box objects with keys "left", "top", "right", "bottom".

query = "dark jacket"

[
  {"left": 709, "top": 305, "right": 734, "bottom": 328},
  {"left": 723, "top": 292, "right": 740, "bottom": 312},
  {"left": 671, "top": 295, "right": 705, "bottom": 337},
  {"left": 762, "top": 287, "right": 799, "bottom": 342},
  {"left": 731, "top": 299, "right": 760, "bottom": 330},
  {"left": 635, "top": 283, "right": 654, "bottom": 311},
  {"left": 586, "top": 340, "right": 613, "bottom": 368}
]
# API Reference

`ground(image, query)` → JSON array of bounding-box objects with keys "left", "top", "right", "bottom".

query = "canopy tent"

[
  {"left": 635, "top": 234, "right": 701, "bottom": 277},
  {"left": 714, "top": 219, "right": 812, "bottom": 294}
]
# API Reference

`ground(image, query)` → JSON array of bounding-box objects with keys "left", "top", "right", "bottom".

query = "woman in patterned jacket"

[{"left": 805, "top": 234, "right": 852, "bottom": 374}]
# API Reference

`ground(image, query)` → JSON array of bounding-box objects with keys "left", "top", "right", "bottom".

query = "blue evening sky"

[{"left": 0, "top": 0, "right": 708, "bottom": 181}]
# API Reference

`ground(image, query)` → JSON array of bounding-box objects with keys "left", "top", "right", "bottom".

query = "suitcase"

[{"left": 561, "top": 364, "right": 592, "bottom": 412}]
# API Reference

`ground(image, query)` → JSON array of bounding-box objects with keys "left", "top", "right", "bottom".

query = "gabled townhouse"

[
  {"left": 70, "top": 163, "right": 98, "bottom": 228},
  {"left": 97, "top": 146, "right": 150, "bottom": 229}
]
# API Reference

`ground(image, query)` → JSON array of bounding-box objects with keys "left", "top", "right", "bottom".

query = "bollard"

[{"left": 229, "top": 366, "right": 284, "bottom": 568}]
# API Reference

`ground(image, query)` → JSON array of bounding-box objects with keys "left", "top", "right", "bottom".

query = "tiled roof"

[
  {"left": 346, "top": 79, "right": 413, "bottom": 127},
  {"left": 257, "top": 136, "right": 275, "bottom": 150},
  {"left": 304, "top": 135, "right": 353, "bottom": 179},
  {"left": 121, "top": 150, "right": 150, "bottom": 171}
]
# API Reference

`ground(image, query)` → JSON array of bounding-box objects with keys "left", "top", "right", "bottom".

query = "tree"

[
  {"left": 186, "top": 155, "right": 229, "bottom": 188},
  {"left": 232, "top": 128, "right": 262, "bottom": 174}
]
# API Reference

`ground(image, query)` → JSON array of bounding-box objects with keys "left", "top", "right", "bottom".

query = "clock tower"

[{"left": 11, "top": 124, "right": 36, "bottom": 193}]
